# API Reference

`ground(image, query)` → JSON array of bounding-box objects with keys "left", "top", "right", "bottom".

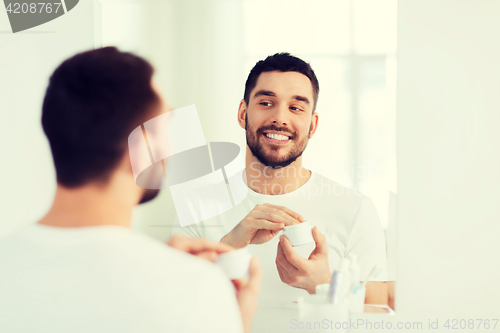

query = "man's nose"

[{"left": 270, "top": 104, "right": 289, "bottom": 126}]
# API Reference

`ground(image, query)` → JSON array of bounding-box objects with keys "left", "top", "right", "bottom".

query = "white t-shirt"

[
  {"left": 0, "top": 224, "right": 244, "bottom": 333},
  {"left": 176, "top": 171, "right": 387, "bottom": 308}
]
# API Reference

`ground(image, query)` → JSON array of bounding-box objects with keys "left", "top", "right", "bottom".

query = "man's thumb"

[{"left": 311, "top": 226, "right": 328, "bottom": 256}]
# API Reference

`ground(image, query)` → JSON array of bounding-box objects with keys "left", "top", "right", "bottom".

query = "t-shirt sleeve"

[{"left": 345, "top": 197, "right": 388, "bottom": 281}]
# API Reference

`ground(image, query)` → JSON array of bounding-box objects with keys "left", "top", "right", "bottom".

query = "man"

[
  {"left": 178, "top": 53, "right": 388, "bottom": 308},
  {"left": 0, "top": 47, "right": 260, "bottom": 333}
]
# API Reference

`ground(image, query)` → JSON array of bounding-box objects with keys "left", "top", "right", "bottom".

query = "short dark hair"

[
  {"left": 243, "top": 52, "right": 319, "bottom": 111},
  {"left": 41, "top": 47, "right": 160, "bottom": 188}
]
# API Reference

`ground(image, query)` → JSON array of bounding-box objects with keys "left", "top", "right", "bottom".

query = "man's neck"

[
  {"left": 38, "top": 178, "right": 137, "bottom": 229},
  {"left": 244, "top": 147, "right": 311, "bottom": 195}
]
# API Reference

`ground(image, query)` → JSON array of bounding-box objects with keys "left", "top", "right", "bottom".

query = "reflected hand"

[
  {"left": 221, "top": 203, "right": 303, "bottom": 249},
  {"left": 276, "top": 226, "right": 331, "bottom": 294}
]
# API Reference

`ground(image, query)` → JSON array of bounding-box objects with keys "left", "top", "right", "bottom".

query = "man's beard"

[
  {"left": 136, "top": 162, "right": 163, "bottom": 204},
  {"left": 245, "top": 114, "right": 310, "bottom": 169},
  {"left": 139, "top": 189, "right": 160, "bottom": 204}
]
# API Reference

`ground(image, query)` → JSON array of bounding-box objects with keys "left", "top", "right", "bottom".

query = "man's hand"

[
  {"left": 167, "top": 234, "right": 233, "bottom": 262},
  {"left": 276, "top": 226, "right": 331, "bottom": 294},
  {"left": 221, "top": 203, "right": 303, "bottom": 249},
  {"left": 232, "top": 257, "right": 262, "bottom": 333},
  {"left": 365, "top": 281, "right": 389, "bottom": 308}
]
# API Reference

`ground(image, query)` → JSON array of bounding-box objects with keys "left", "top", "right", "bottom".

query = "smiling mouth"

[
  {"left": 265, "top": 133, "right": 290, "bottom": 140},
  {"left": 262, "top": 132, "right": 292, "bottom": 145}
]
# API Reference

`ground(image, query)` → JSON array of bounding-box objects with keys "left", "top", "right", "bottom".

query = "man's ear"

[
  {"left": 237, "top": 99, "right": 247, "bottom": 130},
  {"left": 308, "top": 112, "right": 319, "bottom": 139}
]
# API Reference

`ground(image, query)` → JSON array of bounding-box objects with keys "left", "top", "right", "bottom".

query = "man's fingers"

[
  {"left": 166, "top": 234, "right": 186, "bottom": 248},
  {"left": 279, "top": 235, "right": 304, "bottom": 268},
  {"left": 251, "top": 219, "right": 285, "bottom": 231},
  {"left": 247, "top": 256, "right": 262, "bottom": 291},
  {"left": 167, "top": 235, "right": 234, "bottom": 254},
  {"left": 276, "top": 262, "right": 286, "bottom": 282},
  {"left": 277, "top": 251, "right": 299, "bottom": 274},
  {"left": 276, "top": 259, "right": 294, "bottom": 282},
  {"left": 263, "top": 203, "right": 304, "bottom": 223},
  {"left": 252, "top": 209, "right": 295, "bottom": 225},
  {"left": 273, "top": 208, "right": 301, "bottom": 226},
  {"left": 276, "top": 241, "right": 286, "bottom": 262},
  {"left": 231, "top": 278, "right": 246, "bottom": 291},
  {"left": 195, "top": 251, "right": 218, "bottom": 262}
]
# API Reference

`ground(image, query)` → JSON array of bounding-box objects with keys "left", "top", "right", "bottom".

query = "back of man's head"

[
  {"left": 243, "top": 52, "right": 320, "bottom": 111},
  {"left": 42, "top": 47, "right": 159, "bottom": 188}
]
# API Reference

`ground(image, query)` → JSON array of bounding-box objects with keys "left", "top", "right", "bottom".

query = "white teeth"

[{"left": 265, "top": 133, "right": 289, "bottom": 141}]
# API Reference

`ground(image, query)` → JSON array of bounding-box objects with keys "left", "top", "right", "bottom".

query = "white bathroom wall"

[
  {"left": 125, "top": 0, "right": 246, "bottom": 240},
  {"left": 396, "top": 0, "right": 500, "bottom": 321},
  {"left": 0, "top": 0, "right": 99, "bottom": 237}
]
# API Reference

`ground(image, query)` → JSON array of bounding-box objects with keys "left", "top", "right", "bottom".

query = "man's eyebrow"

[
  {"left": 253, "top": 90, "right": 311, "bottom": 105},
  {"left": 253, "top": 90, "right": 276, "bottom": 98},
  {"left": 293, "top": 95, "right": 310, "bottom": 104}
]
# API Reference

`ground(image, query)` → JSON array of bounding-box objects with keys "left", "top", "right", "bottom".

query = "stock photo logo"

[
  {"left": 3, "top": 0, "right": 79, "bottom": 33},
  {"left": 128, "top": 105, "right": 248, "bottom": 227}
]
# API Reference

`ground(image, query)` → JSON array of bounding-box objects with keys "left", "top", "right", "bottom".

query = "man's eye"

[
  {"left": 290, "top": 106, "right": 302, "bottom": 111},
  {"left": 260, "top": 102, "right": 272, "bottom": 107}
]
